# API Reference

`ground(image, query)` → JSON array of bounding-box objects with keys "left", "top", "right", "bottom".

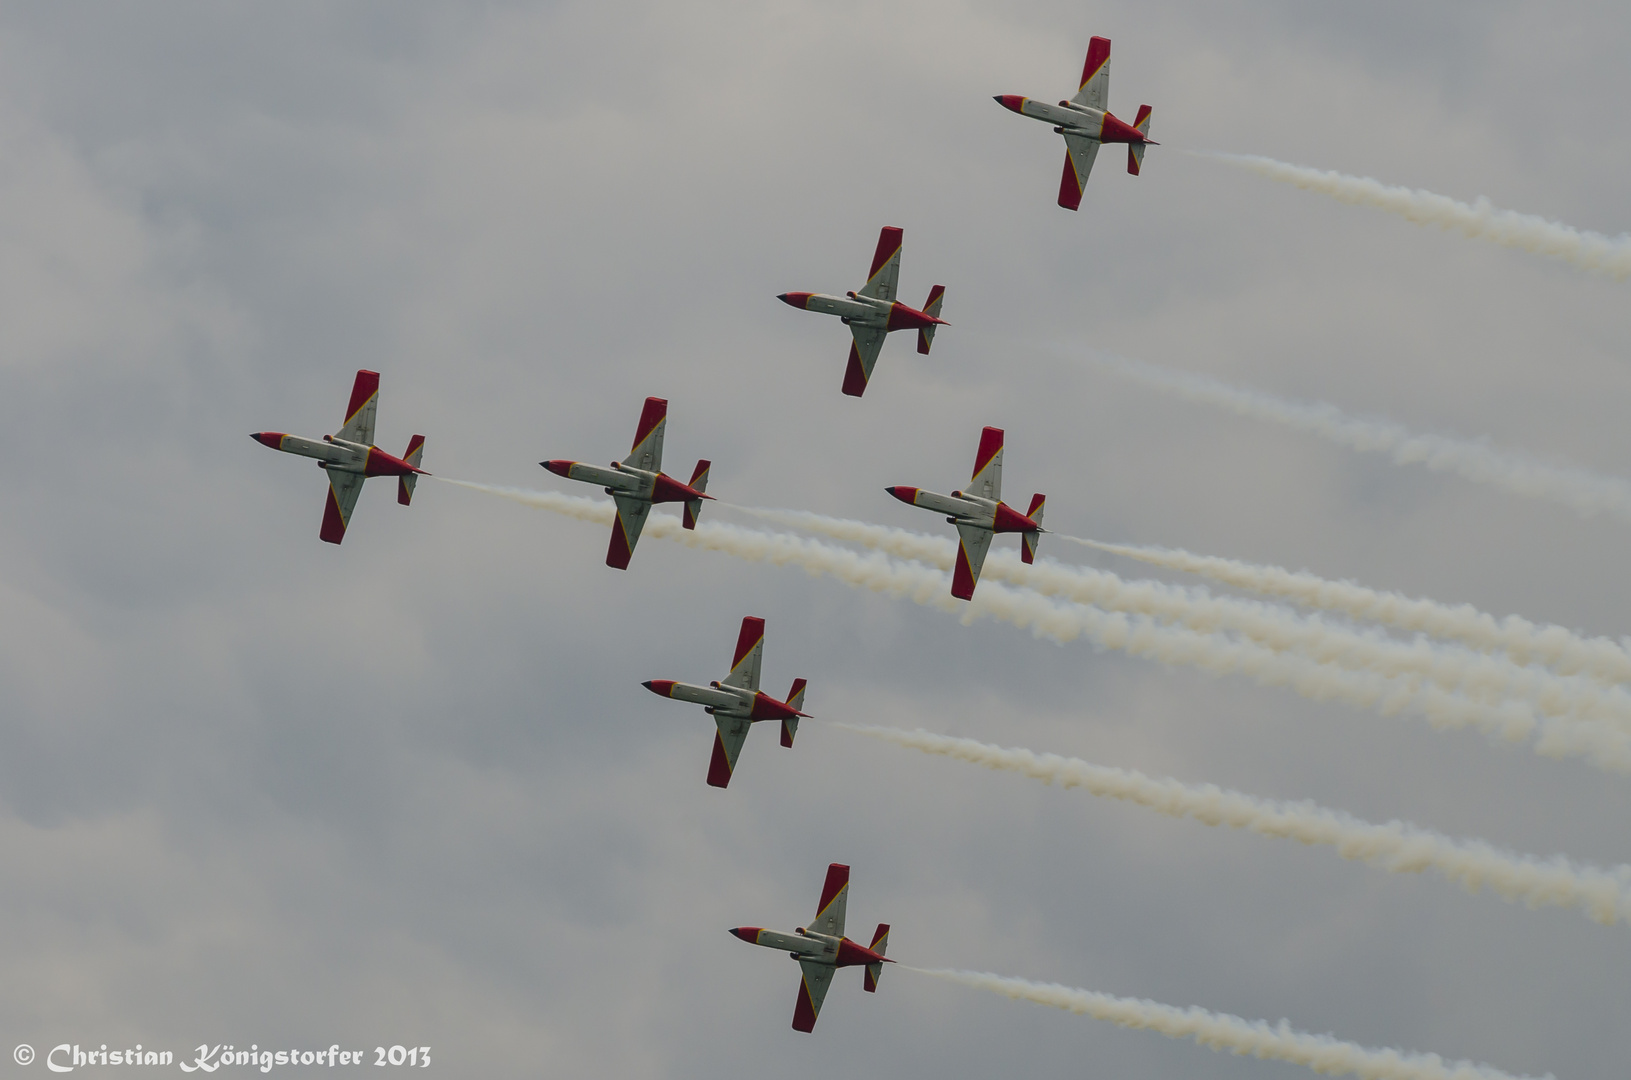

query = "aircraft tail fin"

[
  {"left": 1128, "top": 106, "right": 1152, "bottom": 175},
  {"left": 398, "top": 434, "right": 426, "bottom": 505},
  {"left": 1021, "top": 493, "right": 1044, "bottom": 564},
  {"left": 684, "top": 459, "right": 711, "bottom": 530},
  {"left": 781, "top": 678, "right": 807, "bottom": 747},
  {"left": 864, "top": 923, "right": 890, "bottom": 992},
  {"left": 917, "top": 285, "right": 945, "bottom": 355}
]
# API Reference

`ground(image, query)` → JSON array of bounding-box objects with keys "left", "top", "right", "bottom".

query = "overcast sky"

[{"left": 0, "top": 1, "right": 1628, "bottom": 1076}]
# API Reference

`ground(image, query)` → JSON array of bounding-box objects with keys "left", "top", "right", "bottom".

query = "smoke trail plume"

[
  {"left": 1072, "top": 536, "right": 1631, "bottom": 688},
  {"left": 912, "top": 969, "right": 1543, "bottom": 1080},
  {"left": 446, "top": 481, "right": 1631, "bottom": 774},
  {"left": 1092, "top": 353, "right": 1631, "bottom": 524},
  {"left": 842, "top": 724, "right": 1631, "bottom": 927},
  {"left": 1211, "top": 151, "right": 1631, "bottom": 280},
  {"left": 731, "top": 505, "right": 1631, "bottom": 737}
]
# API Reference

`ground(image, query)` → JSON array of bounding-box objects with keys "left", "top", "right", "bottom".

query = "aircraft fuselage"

[
  {"left": 886, "top": 486, "right": 1040, "bottom": 535},
  {"left": 252, "top": 432, "right": 423, "bottom": 478},
  {"left": 995, "top": 96, "right": 1150, "bottom": 145},
  {"left": 644, "top": 680, "right": 804, "bottom": 722},
  {"left": 778, "top": 291, "right": 944, "bottom": 334},
  {"left": 541, "top": 460, "right": 705, "bottom": 505},
  {"left": 730, "top": 926, "right": 887, "bottom": 969}
]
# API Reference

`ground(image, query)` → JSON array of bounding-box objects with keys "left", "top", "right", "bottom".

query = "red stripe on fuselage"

[
  {"left": 834, "top": 937, "right": 890, "bottom": 969},
  {"left": 749, "top": 692, "right": 800, "bottom": 722},
  {"left": 649, "top": 472, "right": 709, "bottom": 505},
  {"left": 991, "top": 501, "right": 1039, "bottom": 534},
  {"left": 344, "top": 370, "right": 380, "bottom": 428}
]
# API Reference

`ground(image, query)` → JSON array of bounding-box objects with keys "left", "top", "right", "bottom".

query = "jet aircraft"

[
  {"left": 994, "top": 36, "right": 1156, "bottom": 210},
  {"left": 887, "top": 426, "right": 1045, "bottom": 601},
  {"left": 251, "top": 369, "right": 427, "bottom": 545},
  {"left": 730, "top": 863, "right": 891, "bottom": 1032},
  {"left": 642, "top": 616, "right": 809, "bottom": 788},
  {"left": 777, "top": 226, "right": 947, "bottom": 398},
  {"left": 542, "top": 397, "right": 712, "bottom": 569}
]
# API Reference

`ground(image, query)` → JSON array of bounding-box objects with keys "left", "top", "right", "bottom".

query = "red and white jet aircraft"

[
  {"left": 995, "top": 36, "right": 1156, "bottom": 210},
  {"left": 887, "top": 426, "right": 1045, "bottom": 601},
  {"left": 777, "top": 226, "right": 947, "bottom": 397},
  {"left": 731, "top": 863, "right": 891, "bottom": 1032},
  {"left": 251, "top": 369, "right": 427, "bottom": 545},
  {"left": 541, "top": 397, "right": 712, "bottom": 569},
  {"left": 642, "top": 616, "right": 809, "bottom": 788}
]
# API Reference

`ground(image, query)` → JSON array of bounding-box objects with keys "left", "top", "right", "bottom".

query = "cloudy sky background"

[{"left": 0, "top": 0, "right": 1628, "bottom": 1075}]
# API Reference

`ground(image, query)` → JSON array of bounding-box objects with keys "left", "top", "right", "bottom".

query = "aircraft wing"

[
  {"left": 966, "top": 426, "right": 1004, "bottom": 503},
  {"left": 951, "top": 523, "right": 994, "bottom": 601},
  {"left": 606, "top": 494, "right": 651, "bottom": 569},
  {"left": 1071, "top": 37, "right": 1110, "bottom": 111},
  {"left": 624, "top": 396, "right": 667, "bottom": 474},
  {"left": 841, "top": 325, "right": 888, "bottom": 397},
  {"left": 720, "top": 616, "right": 765, "bottom": 692},
  {"left": 338, "top": 370, "right": 380, "bottom": 446},
  {"left": 1058, "top": 133, "right": 1100, "bottom": 211},
  {"left": 707, "top": 714, "right": 752, "bottom": 788},
  {"left": 856, "top": 226, "right": 902, "bottom": 302},
  {"left": 319, "top": 470, "right": 366, "bottom": 545},
  {"left": 791, "top": 960, "right": 836, "bottom": 1033},
  {"left": 809, "top": 863, "right": 849, "bottom": 938}
]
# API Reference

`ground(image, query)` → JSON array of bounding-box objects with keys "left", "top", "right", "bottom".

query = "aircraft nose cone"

[
  {"left": 777, "top": 292, "right": 812, "bottom": 309},
  {"left": 541, "top": 459, "right": 573, "bottom": 478},
  {"left": 250, "top": 432, "right": 283, "bottom": 449},
  {"left": 994, "top": 94, "right": 1025, "bottom": 113},
  {"left": 885, "top": 485, "right": 917, "bottom": 504},
  {"left": 729, "top": 927, "right": 757, "bottom": 942}
]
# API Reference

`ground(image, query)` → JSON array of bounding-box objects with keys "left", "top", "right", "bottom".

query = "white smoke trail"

[
  {"left": 842, "top": 724, "right": 1631, "bottom": 927},
  {"left": 728, "top": 504, "right": 1631, "bottom": 737},
  {"left": 445, "top": 480, "right": 1631, "bottom": 774},
  {"left": 911, "top": 968, "right": 1544, "bottom": 1080},
  {"left": 1211, "top": 151, "right": 1631, "bottom": 280},
  {"left": 1092, "top": 352, "right": 1631, "bottom": 524},
  {"left": 1071, "top": 536, "right": 1631, "bottom": 688}
]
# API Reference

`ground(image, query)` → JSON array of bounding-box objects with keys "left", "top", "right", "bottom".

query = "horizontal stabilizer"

[
  {"left": 1128, "top": 143, "right": 1145, "bottom": 175},
  {"left": 917, "top": 285, "right": 945, "bottom": 355},
  {"left": 782, "top": 678, "right": 807, "bottom": 747},
  {"left": 864, "top": 923, "right": 890, "bottom": 993},
  {"left": 398, "top": 434, "right": 426, "bottom": 505},
  {"left": 1022, "top": 493, "right": 1045, "bottom": 564},
  {"left": 685, "top": 459, "right": 711, "bottom": 530}
]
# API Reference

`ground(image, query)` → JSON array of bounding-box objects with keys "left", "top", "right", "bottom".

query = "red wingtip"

[
  {"left": 606, "top": 519, "right": 634, "bottom": 570},
  {"left": 344, "top": 370, "right": 380, "bottom": 427},
  {"left": 1080, "top": 37, "right": 1111, "bottom": 91},
  {"left": 817, "top": 864, "right": 850, "bottom": 916},
  {"left": 1057, "top": 153, "right": 1084, "bottom": 211},
  {"left": 732, "top": 617, "right": 766, "bottom": 670},
  {"left": 319, "top": 486, "right": 348, "bottom": 546},
  {"left": 868, "top": 227, "right": 903, "bottom": 281},
  {"left": 951, "top": 544, "right": 978, "bottom": 601},
  {"left": 841, "top": 342, "right": 869, "bottom": 397},
  {"left": 706, "top": 732, "right": 734, "bottom": 788}
]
